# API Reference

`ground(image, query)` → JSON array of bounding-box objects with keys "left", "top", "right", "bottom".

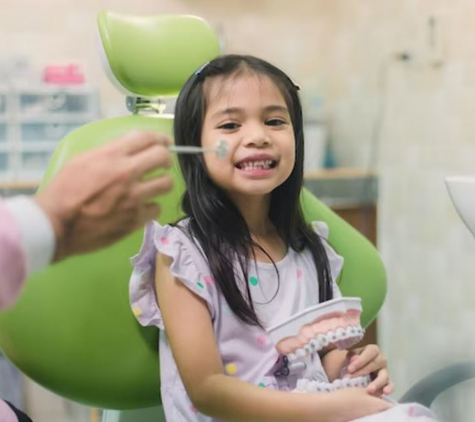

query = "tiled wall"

[{"left": 2, "top": 0, "right": 475, "bottom": 421}]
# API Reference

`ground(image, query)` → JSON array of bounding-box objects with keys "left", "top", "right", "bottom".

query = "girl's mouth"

[{"left": 235, "top": 159, "right": 277, "bottom": 171}]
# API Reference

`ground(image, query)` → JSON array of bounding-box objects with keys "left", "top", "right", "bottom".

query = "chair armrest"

[{"left": 400, "top": 361, "right": 475, "bottom": 407}]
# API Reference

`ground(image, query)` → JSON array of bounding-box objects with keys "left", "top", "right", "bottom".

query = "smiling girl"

[{"left": 129, "top": 55, "right": 437, "bottom": 422}]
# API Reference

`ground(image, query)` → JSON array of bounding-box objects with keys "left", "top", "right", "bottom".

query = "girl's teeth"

[{"left": 242, "top": 160, "right": 273, "bottom": 170}]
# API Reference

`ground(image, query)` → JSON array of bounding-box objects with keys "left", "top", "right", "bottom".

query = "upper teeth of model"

[{"left": 287, "top": 325, "right": 364, "bottom": 362}]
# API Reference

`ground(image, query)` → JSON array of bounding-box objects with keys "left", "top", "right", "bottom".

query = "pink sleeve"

[
  {"left": 0, "top": 196, "right": 26, "bottom": 310},
  {"left": 0, "top": 400, "right": 19, "bottom": 422}
]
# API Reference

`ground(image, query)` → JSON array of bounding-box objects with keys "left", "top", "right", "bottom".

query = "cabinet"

[{"left": 0, "top": 85, "right": 100, "bottom": 181}]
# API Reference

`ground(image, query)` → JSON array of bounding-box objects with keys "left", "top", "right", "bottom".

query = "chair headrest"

[{"left": 97, "top": 11, "right": 221, "bottom": 98}]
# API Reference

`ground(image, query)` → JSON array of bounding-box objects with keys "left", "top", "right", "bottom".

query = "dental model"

[
  {"left": 267, "top": 297, "right": 371, "bottom": 393},
  {"left": 168, "top": 139, "right": 228, "bottom": 159}
]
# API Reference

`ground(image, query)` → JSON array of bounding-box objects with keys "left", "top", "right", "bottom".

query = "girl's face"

[{"left": 201, "top": 73, "right": 296, "bottom": 202}]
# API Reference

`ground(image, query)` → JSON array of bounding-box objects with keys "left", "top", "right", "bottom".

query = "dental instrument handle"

[{"left": 168, "top": 145, "right": 215, "bottom": 154}]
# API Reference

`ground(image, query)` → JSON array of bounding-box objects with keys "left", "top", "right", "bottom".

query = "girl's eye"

[
  {"left": 266, "top": 119, "right": 286, "bottom": 126},
  {"left": 218, "top": 122, "right": 240, "bottom": 130}
]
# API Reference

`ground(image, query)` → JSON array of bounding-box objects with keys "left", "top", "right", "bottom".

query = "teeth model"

[
  {"left": 267, "top": 297, "right": 369, "bottom": 393},
  {"left": 267, "top": 297, "right": 365, "bottom": 359}
]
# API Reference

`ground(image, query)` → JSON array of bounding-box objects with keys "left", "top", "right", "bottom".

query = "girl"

[{"left": 130, "top": 55, "right": 438, "bottom": 421}]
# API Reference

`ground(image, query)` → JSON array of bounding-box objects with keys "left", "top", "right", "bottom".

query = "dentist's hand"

[{"left": 35, "top": 131, "right": 173, "bottom": 261}]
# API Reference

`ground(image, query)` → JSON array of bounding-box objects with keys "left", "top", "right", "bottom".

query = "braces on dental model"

[
  {"left": 295, "top": 375, "right": 371, "bottom": 393},
  {"left": 266, "top": 297, "right": 371, "bottom": 393}
]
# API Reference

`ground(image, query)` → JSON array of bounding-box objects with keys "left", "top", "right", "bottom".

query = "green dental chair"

[{"left": 0, "top": 11, "right": 469, "bottom": 422}]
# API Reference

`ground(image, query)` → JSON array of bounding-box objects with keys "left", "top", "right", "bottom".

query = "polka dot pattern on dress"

[
  {"left": 225, "top": 363, "right": 238, "bottom": 375},
  {"left": 256, "top": 334, "right": 267, "bottom": 346},
  {"left": 249, "top": 276, "right": 259, "bottom": 286}
]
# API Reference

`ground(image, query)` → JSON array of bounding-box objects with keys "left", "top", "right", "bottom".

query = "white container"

[{"left": 303, "top": 122, "right": 327, "bottom": 172}]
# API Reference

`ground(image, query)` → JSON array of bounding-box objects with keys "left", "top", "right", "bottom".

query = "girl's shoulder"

[
  {"left": 131, "top": 218, "right": 205, "bottom": 266},
  {"left": 129, "top": 219, "right": 219, "bottom": 329},
  {"left": 308, "top": 220, "right": 344, "bottom": 285},
  {"left": 310, "top": 220, "right": 330, "bottom": 238}
]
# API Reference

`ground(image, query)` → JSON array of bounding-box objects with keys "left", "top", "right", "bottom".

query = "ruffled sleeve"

[
  {"left": 129, "top": 220, "right": 217, "bottom": 330},
  {"left": 312, "top": 221, "right": 344, "bottom": 298}
]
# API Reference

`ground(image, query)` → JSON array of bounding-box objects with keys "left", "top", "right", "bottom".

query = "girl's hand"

[
  {"left": 346, "top": 345, "right": 394, "bottom": 397},
  {"left": 329, "top": 388, "right": 394, "bottom": 420}
]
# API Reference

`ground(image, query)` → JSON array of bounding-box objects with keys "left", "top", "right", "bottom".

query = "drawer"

[
  {"left": 0, "top": 93, "right": 6, "bottom": 115},
  {"left": 21, "top": 151, "right": 53, "bottom": 171},
  {"left": 0, "top": 152, "right": 11, "bottom": 173},
  {"left": 18, "top": 90, "right": 98, "bottom": 115},
  {"left": 0, "top": 123, "right": 7, "bottom": 142},
  {"left": 20, "top": 122, "right": 81, "bottom": 142},
  {"left": 304, "top": 175, "right": 378, "bottom": 207}
]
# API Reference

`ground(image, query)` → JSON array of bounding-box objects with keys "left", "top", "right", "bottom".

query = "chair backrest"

[{"left": 0, "top": 12, "right": 386, "bottom": 411}]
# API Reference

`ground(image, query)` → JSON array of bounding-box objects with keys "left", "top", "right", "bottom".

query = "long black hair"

[{"left": 173, "top": 54, "right": 333, "bottom": 327}]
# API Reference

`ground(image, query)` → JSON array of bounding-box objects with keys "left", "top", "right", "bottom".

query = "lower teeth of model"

[{"left": 296, "top": 375, "right": 371, "bottom": 392}]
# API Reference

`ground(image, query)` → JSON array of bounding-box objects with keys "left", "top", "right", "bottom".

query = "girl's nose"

[{"left": 243, "top": 129, "right": 271, "bottom": 148}]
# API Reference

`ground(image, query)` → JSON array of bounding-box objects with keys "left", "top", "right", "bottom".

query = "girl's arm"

[{"left": 155, "top": 253, "right": 392, "bottom": 422}]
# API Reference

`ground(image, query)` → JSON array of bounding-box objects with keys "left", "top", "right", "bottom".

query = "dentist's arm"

[{"left": 0, "top": 131, "right": 173, "bottom": 310}]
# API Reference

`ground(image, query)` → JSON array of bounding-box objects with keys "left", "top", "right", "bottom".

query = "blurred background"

[{"left": 1, "top": 0, "right": 475, "bottom": 421}]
